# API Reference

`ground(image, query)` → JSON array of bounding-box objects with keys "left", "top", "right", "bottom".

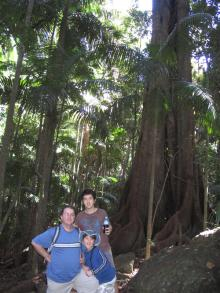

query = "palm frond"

[
  {"left": 67, "top": 104, "right": 109, "bottom": 139},
  {"left": 159, "top": 13, "right": 213, "bottom": 56},
  {"left": 68, "top": 12, "right": 107, "bottom": 47},
  {"left": 0, "top": 76, "right": 13, "bottom": 104},
  {"left": 24, "top": 85, "right": 58, "bottom": 113},
  {"left": 0, "top": 76, "right": 31, "bottom": 105},
  {"left": 71, "top": 106, "right": 95, "bottom": 124},
  {"left": 63, "top": 102, "right": 100, "bottom": 128},
  {"left": 97, "top": 192, "right": 119, "bottom": 204},
  {"left": 79, "top": 0, "right": 105, "bottom": 7},
  {"left": 175, "top": 81, "right": 215, "bottom": 117},
  {"left": 181, "top": 12, "right": 212, "bottom": 27},
  {"left": 79, "top": 78, "right": 121, "bottom": 94},
  {"left": 105, "top": 93, "right": 141, "bottom": 125},
  {"left": 64, "top": 82, "right": 83, "bottom": 102},
  {"left": 99, "top": 42, "right": 145, "bottom": 68}
]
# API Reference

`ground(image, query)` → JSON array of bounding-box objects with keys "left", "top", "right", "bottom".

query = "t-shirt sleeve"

[
  {"left": 75, "top": 214, "right": 79, "bottom": 226},
  {"left": 32, "top": 227, "right": 55, "bottom": 248},
  {"left": 75, "top": 213, "right": 84, "bottom": 230}
]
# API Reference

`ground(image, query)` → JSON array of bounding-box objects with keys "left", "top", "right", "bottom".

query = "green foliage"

[
  {"left": 1, "top": 0, "right": 220, "bottom": 253},
  {"left": 175, "top": 81, "right": 215, "bottom": 115},
  {"left": 159, "top": 12, "right": 213, "bottom": 60}
]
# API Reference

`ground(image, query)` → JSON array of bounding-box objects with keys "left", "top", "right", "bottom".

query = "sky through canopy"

[{"left": 107, "top": 0, "right": 152, "bottom": 12}]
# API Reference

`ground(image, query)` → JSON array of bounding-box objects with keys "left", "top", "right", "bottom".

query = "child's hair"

[
  {"left": 82, "top": 234, "right": 96, "bottom": 241},
  {"left": 80, "top": 230, "right": 100, "bottom": 246}
]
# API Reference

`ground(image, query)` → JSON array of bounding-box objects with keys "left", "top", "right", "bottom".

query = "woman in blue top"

[{"left": 80, "top": 230, "right": 116, "bottom": 293}]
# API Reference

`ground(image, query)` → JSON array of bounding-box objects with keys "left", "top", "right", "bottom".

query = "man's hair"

[
  {"left": 81, "top": 189, "right": 96, "bottom": 200},
  {"left": 59, "top": 205, "right": 75, "bottom": 216}
]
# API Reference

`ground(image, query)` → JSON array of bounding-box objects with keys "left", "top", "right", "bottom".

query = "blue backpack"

[{"left": 47, "top": 225, "right": 61, "bottom": 253}]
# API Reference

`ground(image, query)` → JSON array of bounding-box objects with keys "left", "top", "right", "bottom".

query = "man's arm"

[{"left": 32, "top": 241, "right": 51, "bottom": 262}]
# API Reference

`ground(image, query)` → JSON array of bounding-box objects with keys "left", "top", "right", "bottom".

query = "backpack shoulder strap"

[{"left": 47, "top": 225, "right": 61, "bottom": 253}]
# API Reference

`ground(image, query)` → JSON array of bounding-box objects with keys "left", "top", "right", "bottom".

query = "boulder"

[
  {"left": 127, "top": 228, "right": 220, "bottom": 293},
  {"left": 114, "top": 252, "right": 135, "bottom": 274}
]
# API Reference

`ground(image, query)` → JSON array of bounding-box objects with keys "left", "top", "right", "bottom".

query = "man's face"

[
  {"left": 60, "top": 207, "right": 75, "bottom": 226},
  {"left": 82, "top": 194, "right": 95, "bottom": 210}
]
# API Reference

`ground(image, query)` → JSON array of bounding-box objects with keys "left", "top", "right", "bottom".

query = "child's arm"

[
  {"left": 82, "top": 264, "right": 93, "bottom": 277},
  {"left": 80, "top": 253, "right": 84, "bottom": 264},
  {"left": 91, "top": 248, "right": 107, "bottom": 275}
]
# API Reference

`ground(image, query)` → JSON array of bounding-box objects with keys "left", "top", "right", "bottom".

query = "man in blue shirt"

[{"left": 32, "top": 206, "right": 98, "bottom": 293}]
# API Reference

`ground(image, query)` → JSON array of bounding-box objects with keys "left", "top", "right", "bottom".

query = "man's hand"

[
  {"left": 104, "top": 225, "right": 112, "bottom": 236},
  {"left": 32, "top": 241, "right": 51, "bottom": 262},
  {"left": 44, "top": 252, "right": 51, "bottom": 263}
]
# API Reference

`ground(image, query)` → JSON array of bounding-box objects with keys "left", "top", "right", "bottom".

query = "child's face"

[{"left": 83, "top": 235, "right": 95, "bottom": 250}]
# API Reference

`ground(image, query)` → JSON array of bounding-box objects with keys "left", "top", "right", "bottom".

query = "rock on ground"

[
  {"left": 114, "top": 252, "right": 135, "bottom": 274},
  {"left": 126, "top": 228, "right": 220, "bottom": 293}
]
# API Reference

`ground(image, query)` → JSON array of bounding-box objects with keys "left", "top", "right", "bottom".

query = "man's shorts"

[{"left": 47, "top": 269, "right": 99, "bottom": 293}]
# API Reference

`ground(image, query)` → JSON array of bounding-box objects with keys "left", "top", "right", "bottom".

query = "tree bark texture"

[
  {"left": 110, "top": 0, "right": 203, "bottom": 255},
  {"left": 154, "top": 0, "right": 203, "bottom": 250}
]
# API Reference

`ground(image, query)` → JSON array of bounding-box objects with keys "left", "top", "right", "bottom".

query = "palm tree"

[{"left": 0, "top": 0, "right": 35, "bottom": 225}]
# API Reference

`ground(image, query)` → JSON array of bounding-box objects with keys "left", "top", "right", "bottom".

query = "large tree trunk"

[
  {"left": 154, "top": 0, "right": 203, "bottom": 251},
  {"left": 110, "top": 0, "right": 170, "bottom": 255},
  {"left": 0, "top": 0, "right": 34, "bottom": 224},
  {"left": 110, "top": 0, "right": 203, "bottom": 255}
]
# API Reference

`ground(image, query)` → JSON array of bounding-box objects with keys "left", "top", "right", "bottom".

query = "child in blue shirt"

[{"left": 80, "top": 230, "right": 116, "bottom": 293}]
